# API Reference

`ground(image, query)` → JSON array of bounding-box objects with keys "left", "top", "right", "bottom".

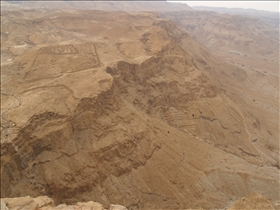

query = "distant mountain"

[
  {"left": 193, "top": 6, "right": 279, "bottom": 28},
  {"left": 160, "top": 10, "right": 279, "bottom": 58},
  {"left": 1, "top": 0, "right": 192, "bottom": 12}
]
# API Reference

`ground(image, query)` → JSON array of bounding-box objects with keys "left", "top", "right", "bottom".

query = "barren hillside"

[
  {"left": 1, "top": 5, "right": 279, "bottom": 210},
  {"left": 160, "top": 10, "right": 279, "bottom": 59},
  {"left": 193, "top": 6, "right": 279, "bottom": 28}
]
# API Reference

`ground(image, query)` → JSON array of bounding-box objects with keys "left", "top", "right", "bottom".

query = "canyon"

[{"left": 1, "top": 1, "right": 279, "bottom": 209}]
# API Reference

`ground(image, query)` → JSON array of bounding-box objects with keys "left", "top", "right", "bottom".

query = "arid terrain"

[
  {"left": 1, "top": 1, "right": 279, "bottom": 210},
  {"left": 193, "top": 6, "right": 279, "bottom": 28}
]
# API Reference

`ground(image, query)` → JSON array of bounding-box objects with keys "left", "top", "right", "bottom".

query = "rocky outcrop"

[
  {"left": 1, "top": 196, "right": 54, "bottom": 210},
  {"left": 228, "top": 192, "right": 275, "bottom": 210},
  {"left": 1, "top": 196, "right": 128, "bottom": 210},
  {"left": 2, "top": 193, "right": 276, "bottom": 210}
]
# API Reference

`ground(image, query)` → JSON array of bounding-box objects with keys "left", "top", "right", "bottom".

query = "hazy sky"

[{"left": 168, "top": 1, "right": 280, "bottom": 12}]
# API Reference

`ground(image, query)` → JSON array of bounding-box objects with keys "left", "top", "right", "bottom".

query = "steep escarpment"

[
  {"left": 105, "top": 34, "right": 263, "bottom": 167},
  {"left": 1, "top": 9, "right": 279, "bottom": 210},
  {"left": 3, "top": 53, "right": 277, "bottom": 208},
  {"left": 1, "top": 77, "right": 162, "bottom": 205}
]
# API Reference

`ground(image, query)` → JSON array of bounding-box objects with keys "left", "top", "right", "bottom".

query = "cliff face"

[{"left": 1, "top": 8, "right": 279, "bottom": 210}]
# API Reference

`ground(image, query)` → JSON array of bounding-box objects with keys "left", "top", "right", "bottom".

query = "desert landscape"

[{"left": 1, "top": 1, "right": 279, "bottom": 210}]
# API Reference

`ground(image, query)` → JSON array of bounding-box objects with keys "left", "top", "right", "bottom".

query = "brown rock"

[
  {"left": 1, "top": 196, "right": 108, "bottom": 210},
  {"left": 3, "top": 196, "right": 54, "bottom": 210},
  {"left": 109, "top": 204, "right": 128, "bottom": 210},
  {"left": 228, "top": 192, "right": 275, "bottom": 210},
  {"left": 42, "top": 201, "right": 105, "bottom": 210},
  {"left": 1, "top": 200, "right": 9, "bottom": 210}
]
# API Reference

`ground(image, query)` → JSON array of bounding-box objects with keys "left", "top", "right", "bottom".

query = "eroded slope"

[{"left": 1, "top": 9, "right": 279, "bottom": 209}]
